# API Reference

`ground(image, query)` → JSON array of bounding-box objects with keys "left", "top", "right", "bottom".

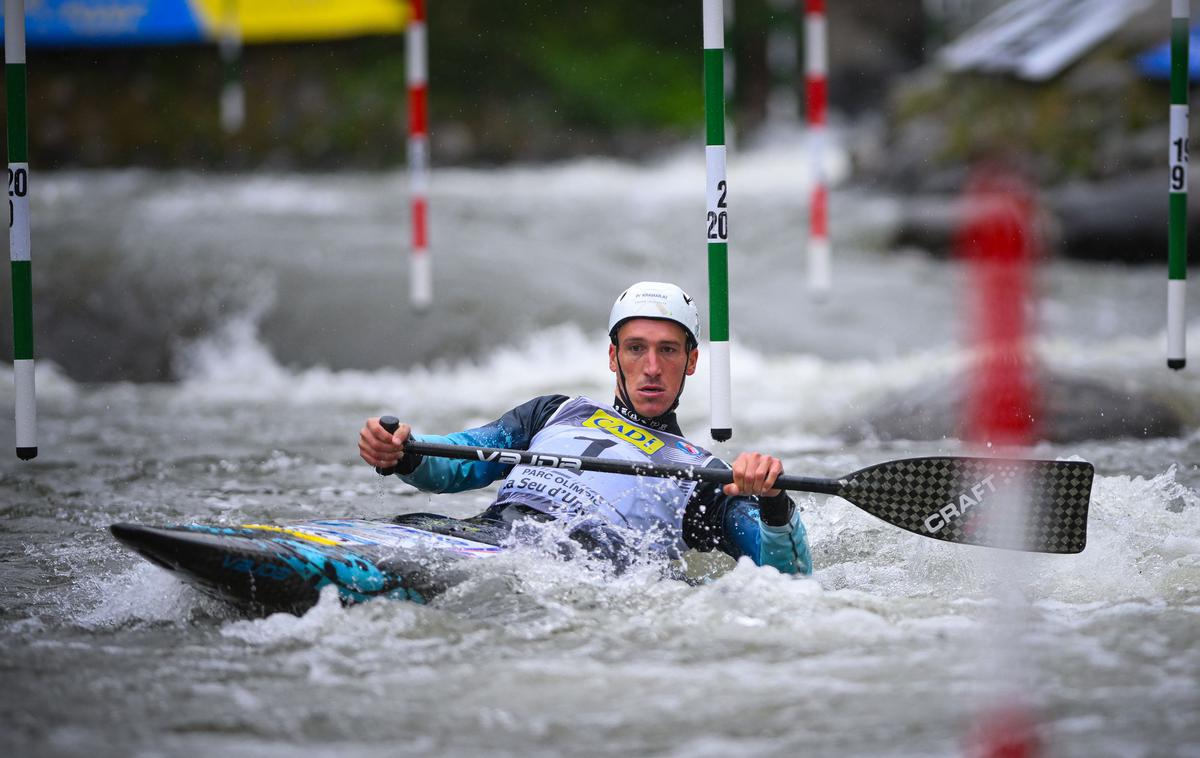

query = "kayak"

[{"left": 110, "top": 513, "right": 509, "bottom": 615}]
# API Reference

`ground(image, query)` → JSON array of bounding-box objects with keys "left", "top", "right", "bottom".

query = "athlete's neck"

[{"left": 612, "top": 395, "right": 682, "bottom": 435}]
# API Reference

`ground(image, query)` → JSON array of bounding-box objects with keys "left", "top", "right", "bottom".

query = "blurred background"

[
  {"left": 0, "top": 0, "right": 1192, "bottom": 381},
  {"left": 3, "top": 0, "right": 1168, "bottom": 176}
]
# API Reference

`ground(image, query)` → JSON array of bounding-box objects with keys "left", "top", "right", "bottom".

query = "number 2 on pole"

[{"left": 707, "top": 180, "right": 728, "bottom": 240}]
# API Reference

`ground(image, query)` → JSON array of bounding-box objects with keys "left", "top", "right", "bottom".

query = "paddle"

[{"left": 376, "top": 417, "right": 1092, "bottom": 554}]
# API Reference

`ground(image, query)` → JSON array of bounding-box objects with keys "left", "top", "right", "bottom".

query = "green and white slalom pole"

[
  {"left": 219, "top": 0, "right": 244, "bottom": 134},
  {"left": 704, "top": 0, "right": 732, "bottom": 442},
  {"left": 1168, "top": 0, "right": 1190, "bottom": 370},
  {"left": 6, "top": 0, "right": 35, "bottom": 459}
]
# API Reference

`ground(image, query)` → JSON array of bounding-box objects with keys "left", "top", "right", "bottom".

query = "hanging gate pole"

[
  {"left": 7, "top": 0, "right": 36, "bottom": 460},
  {"left": 703, "top": 0, "right": 733, "bottom": 442},
  {"left": 1168, "top": 0, "right": 1190, "bottom": 370},
  {"left": 805, "top": 0, "right": 830, "bottom": 293},
  {"left": 408, "top": 0, "right": 432, "bottom": 308}
]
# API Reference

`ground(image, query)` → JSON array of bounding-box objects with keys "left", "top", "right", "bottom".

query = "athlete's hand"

[
  {"left": 359, "top": 416, "right": 411, "bottom": 469},
  {"left": 723, "top": 451, "right": 783, "bottom": 498}
]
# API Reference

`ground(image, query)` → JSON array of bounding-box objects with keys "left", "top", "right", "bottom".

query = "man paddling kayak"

[{"left": 359, "top": 281, "right": 811, "bottom": 574}]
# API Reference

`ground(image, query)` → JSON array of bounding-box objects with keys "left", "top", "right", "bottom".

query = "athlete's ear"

[
  {"left": 609, "top": 342, "right": 618, "bottom": 373},
  {"left": 686, "top": 347, "right": 698, "bottom": 376}
]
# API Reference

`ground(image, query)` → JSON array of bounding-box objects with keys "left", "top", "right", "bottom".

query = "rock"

[
  {"left": 887, "top": 189, "right": 1061, "bottom": 259},
  {"left": 883, "top": 170, "right": 1199, "bottom": 263},
  {"left": 869, "top": 3, "right": 1178, "bottom": 210},
  {"left": 1046, "top": 172, "right": 1167, "bottom": 263}
]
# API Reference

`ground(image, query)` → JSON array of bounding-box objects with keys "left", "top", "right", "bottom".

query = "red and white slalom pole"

[
  {"left": 805, "top": 0, "right": 830, "bottom": 293},
  {"left": 958, "top": 165, "right": 1042, "bottom": 758},
  {"left": 408, "top": 0, "right": 431, "bottom": 308}
]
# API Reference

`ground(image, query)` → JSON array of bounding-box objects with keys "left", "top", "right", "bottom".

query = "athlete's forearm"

[
  {"left": 399, "top": 431, "right": 511, "bottom": 492},
  {"left": 396, "top": 395, "right": 569, "bottom": 494},
  {"left": 684, "top": 486, "right": 812, "bottom": 575},
  {"left": 756, "top": 509, "right": 812, "bottom": 575}
]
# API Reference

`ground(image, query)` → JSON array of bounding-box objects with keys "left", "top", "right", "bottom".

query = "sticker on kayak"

[
  {"left": 241, "top": 524, "right": 342, "bottom": 546},
  {"left": 256, "top": 519, "right": 502, "bottom": 557}
]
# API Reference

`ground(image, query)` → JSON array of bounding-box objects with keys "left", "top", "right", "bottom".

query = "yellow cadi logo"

[{"left": 583, "top": 409, "right": 665, "bottom": 454}]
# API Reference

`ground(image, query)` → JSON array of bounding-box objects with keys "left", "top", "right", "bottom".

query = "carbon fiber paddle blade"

[{"left": 835, "top": 458, "right": 1093, "bottom": 554}]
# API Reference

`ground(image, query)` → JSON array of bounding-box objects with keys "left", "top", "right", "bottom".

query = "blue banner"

[
  {"left": 1, "top": 1, "right": 407, "bottom": 47},
  {"left": 0, "top": 0, "right": 205, "bottom": 47},
  {"left": 1137, "top": 25, "right": 1200, "bottom": 81}
]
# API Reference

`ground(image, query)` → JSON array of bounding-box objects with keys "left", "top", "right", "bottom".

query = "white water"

[{"left": 1, "top": 142, "right": 1198, "bottom": 756}]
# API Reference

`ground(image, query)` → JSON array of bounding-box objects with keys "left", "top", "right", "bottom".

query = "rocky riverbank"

[{"left": 860, "top": 2, "right": 1182, "bottom": 263}]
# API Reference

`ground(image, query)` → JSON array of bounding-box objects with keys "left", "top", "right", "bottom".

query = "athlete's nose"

[{"left": 643, "top": 349, "right": 662, "bottom": 376}]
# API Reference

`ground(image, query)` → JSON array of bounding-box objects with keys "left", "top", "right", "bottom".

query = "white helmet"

[{"left": 608, "top": 281, "right": 700, "bottom": 348}]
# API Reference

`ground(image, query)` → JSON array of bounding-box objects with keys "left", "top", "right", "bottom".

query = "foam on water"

[
  {"left": 163, "top": 312, "right": 965, "bottom": 448},
  {"left": 142, "top": 174, "right": 365, "bottom": 221},
  {"left": 7, "top": 304, "right": 1198, "bottom": 624},
  {"left": 153, "top": 302, "right": 1200, "bottom": 439},
  {"left": 175, "top": 319, "right": 609, "bottom": 415},
  {"left": 71, "top": 562, "right": 231, "bottom": 629},
  {"left": 4, "top": 151, "right": 1199, "bottom": 756},
  {"left": 435, "top": 131, "right": 851, "bottom": 206}
]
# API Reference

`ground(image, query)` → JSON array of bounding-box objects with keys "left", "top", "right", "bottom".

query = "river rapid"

[{"left": 1, "top": 139, "right": 1198, "bottom": 757}]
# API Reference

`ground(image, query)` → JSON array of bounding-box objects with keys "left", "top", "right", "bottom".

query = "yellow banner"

[{"left": 193, "top": 0, "right": 409, "bottom": 43}]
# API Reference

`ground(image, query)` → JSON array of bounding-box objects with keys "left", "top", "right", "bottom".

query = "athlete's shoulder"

[
  {"left": 516, "top": 394, "right": 571, "bottom": 414},
  {"left": 499, "top": 394, "right": 571, "bottom": 438}
]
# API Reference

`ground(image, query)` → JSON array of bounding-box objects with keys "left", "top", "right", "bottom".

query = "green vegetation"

[
  {"left": 4, "top": 0, "right": 718, "bottom": 168},
  {"left": 888, "top": 40, "right": 1169, "bottom": 185}
]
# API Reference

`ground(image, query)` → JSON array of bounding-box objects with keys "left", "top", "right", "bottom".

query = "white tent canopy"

[{"left": 940, "top": 0, "right": 1152, "bottom": 81}]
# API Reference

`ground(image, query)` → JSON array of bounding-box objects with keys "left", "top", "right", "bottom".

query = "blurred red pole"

[
  {"left": 967, "top": 701, "right": 1042, "bottom": 758},
  {"left": 957, "top": 165, "right": 1039, "bottom": 447},
  {"left": 957, "top": 165, "right": 1042, "bottom": 758}
]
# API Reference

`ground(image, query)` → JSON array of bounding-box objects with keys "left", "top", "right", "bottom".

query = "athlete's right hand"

[{"left": 359, "top": 416, "right": 411, "bottom": 470}]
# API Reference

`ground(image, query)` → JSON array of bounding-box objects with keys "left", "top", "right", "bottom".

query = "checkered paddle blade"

[{"left": 836, "top": 458, "right": 1093, "bottom": 554}]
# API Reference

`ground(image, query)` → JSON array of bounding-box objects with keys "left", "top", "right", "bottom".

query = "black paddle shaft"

[
  {"left": 374, "top": 416, "right": 1093, "bottom": 554},
  {"left": 377, "top": 416, "right": 838, "bottom": 493}
]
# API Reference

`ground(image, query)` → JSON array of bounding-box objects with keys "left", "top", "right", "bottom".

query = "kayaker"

[{"left": 358, "top": 281, "right": 811, "bottom": 574}]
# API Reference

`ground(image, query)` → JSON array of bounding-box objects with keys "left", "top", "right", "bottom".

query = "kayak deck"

[{"left": 111, "top": 514, "right": 509, "bottom": 616}]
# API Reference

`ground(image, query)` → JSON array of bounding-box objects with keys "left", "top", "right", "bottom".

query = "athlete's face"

[{"left": 609, "top": 319, "right": 698, "bottom": 418}]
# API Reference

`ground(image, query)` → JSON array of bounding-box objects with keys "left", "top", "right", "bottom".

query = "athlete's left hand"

[{"left": 724, "top": 452, "right": 783, "bottom": 498}]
